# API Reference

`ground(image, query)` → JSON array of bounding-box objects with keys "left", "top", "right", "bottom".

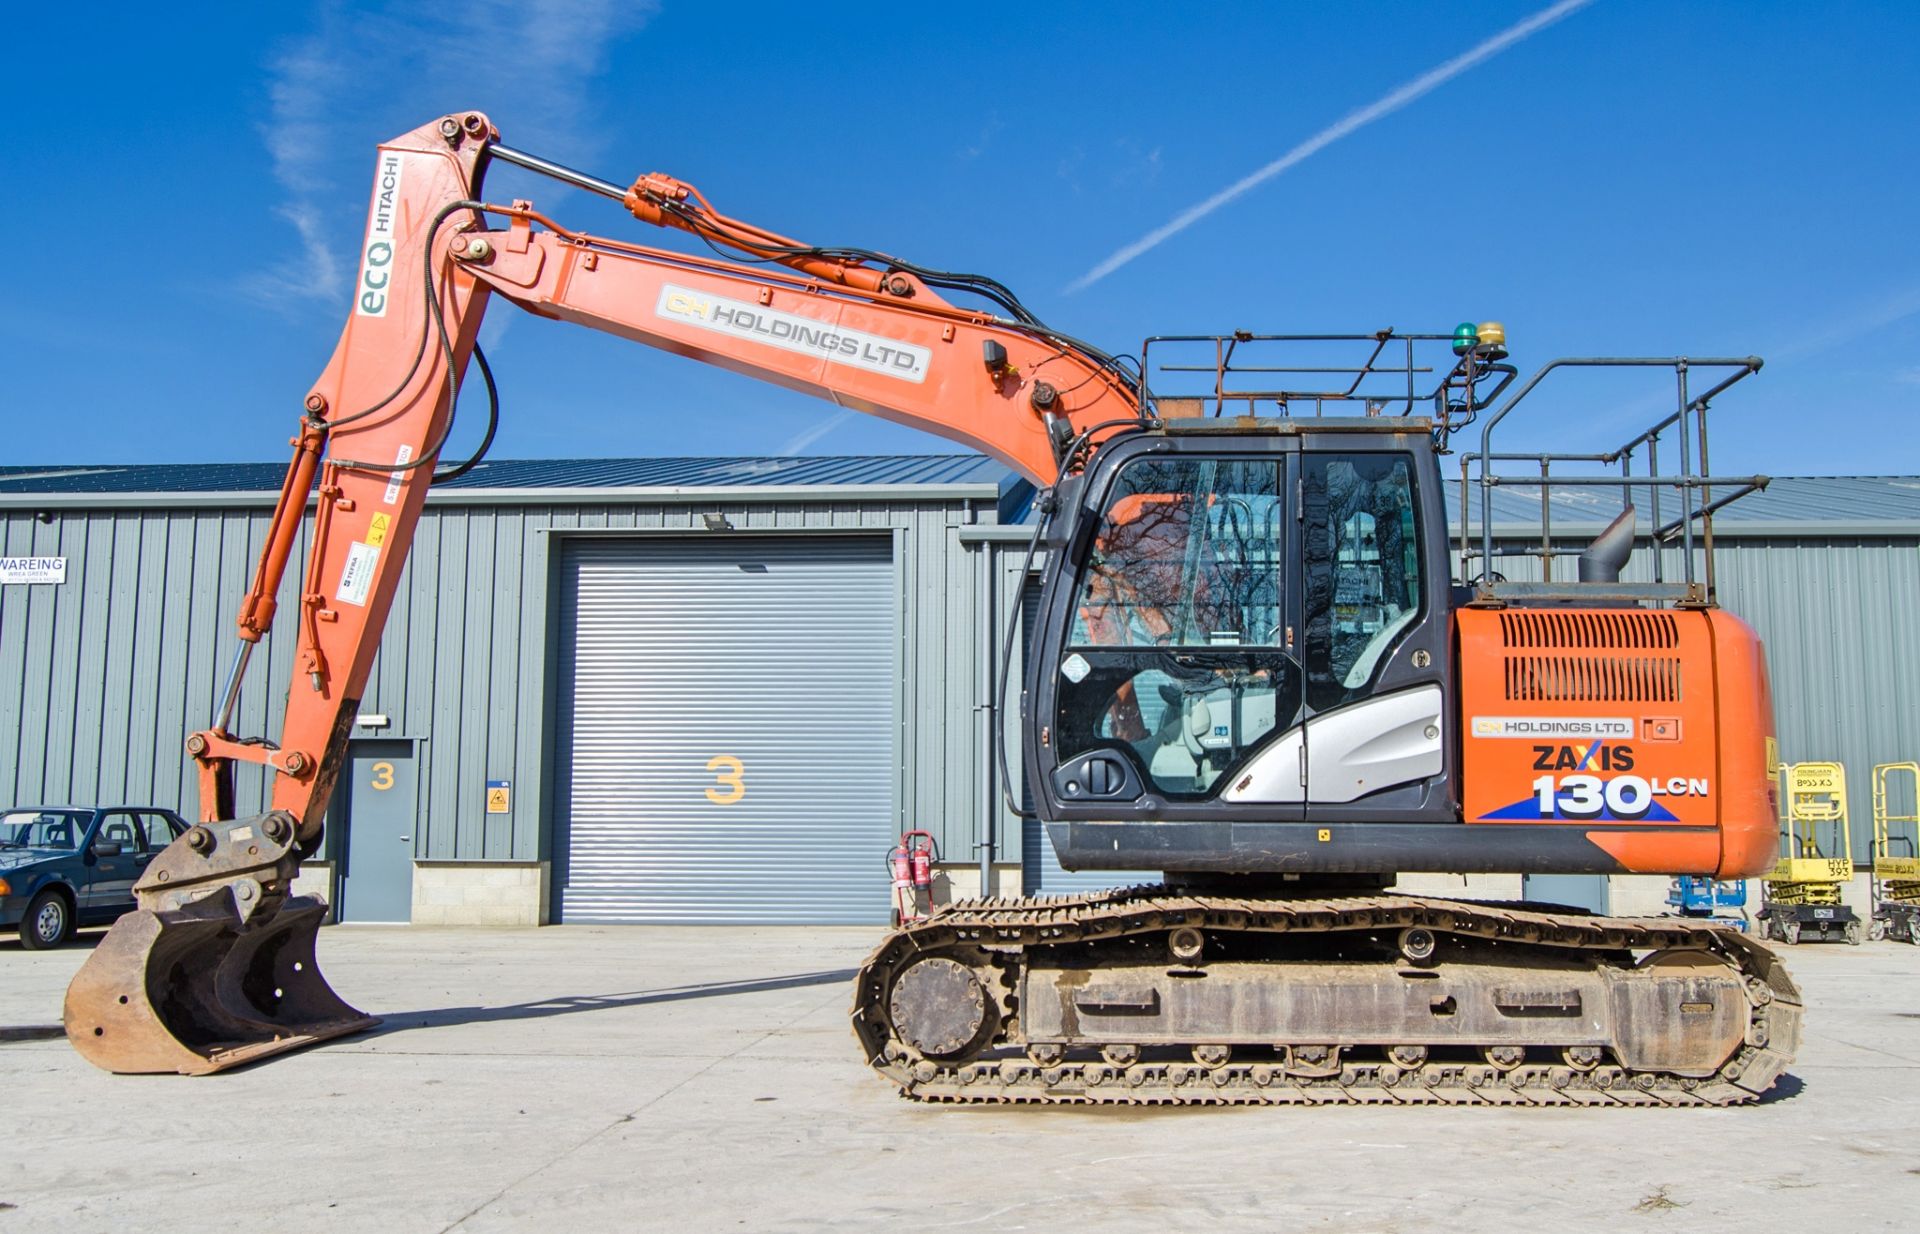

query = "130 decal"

[{"left": 1527, "top": 773, "right": 1711, "bottom": 820}]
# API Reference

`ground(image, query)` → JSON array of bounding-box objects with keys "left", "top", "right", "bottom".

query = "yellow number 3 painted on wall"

[
  {"left": 370, "top": 762, "right": 396, "bottom": 791},
  {"left": 705, "top": 755, "right": 746, "bottom": 804}
]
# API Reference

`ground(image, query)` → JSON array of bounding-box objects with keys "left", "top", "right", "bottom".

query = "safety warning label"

[{"left": 336, "top": 542, "right": 379, "bottom": 607}]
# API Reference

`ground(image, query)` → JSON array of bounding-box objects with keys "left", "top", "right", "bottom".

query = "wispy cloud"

[
  {"left": 244, "top": 0, "right": 655, "bottom": 311},
  {"left": 1538, "top": 281, "right": 1920, "bottom": 441},
  {"left": 1770, "top": 283, "right": 1920, "bottom": 362},
  {"left": 1064, "top": 0, "right": 1597, "bottom": 293},
  {"left": 957, "top": 112, "right": 1004, "bottom": 161},
  {"left": 779, "top": 409, "right": 858, "bottom": 455}
]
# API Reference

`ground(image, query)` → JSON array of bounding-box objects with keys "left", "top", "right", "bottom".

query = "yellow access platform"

[
  {"left": 1871, "top": 761, "right": 1920, "bottom": 943},
  {"left": 1762, "top": 760, "right": 1861, "bottom": 944}
]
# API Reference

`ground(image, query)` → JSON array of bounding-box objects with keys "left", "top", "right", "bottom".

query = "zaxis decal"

[{"left": 1531, "top": 741, "right": 1634, "bottom": 772}]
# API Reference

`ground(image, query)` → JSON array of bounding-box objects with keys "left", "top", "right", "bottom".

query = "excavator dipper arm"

[{"left": 65, "top": 111, "right": 1138, "bottom": 1073}]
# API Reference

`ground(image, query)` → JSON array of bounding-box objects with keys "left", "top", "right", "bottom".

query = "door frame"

[{"left": 332, "top": 736, "right": 424, "bottom": 924}]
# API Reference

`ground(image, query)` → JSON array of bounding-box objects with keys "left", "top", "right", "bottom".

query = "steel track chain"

[{"left": 849, "top": 886, "right": 1803, "bottom": 1107}]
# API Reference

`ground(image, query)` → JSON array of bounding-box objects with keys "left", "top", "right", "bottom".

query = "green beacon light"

[{"left": 1451, "top": 321, "right": 1478, "bottom": 356}]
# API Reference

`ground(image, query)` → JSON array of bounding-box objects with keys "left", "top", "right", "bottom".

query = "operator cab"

[
  {"left": 1022, "top": 328, "right": 1772, "bottom": 878},
  {"left": 1026, "top": 418, "right": 1458, "bottom": 836}
]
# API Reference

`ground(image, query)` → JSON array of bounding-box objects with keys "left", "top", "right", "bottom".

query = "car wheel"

[{"left": 20, "top": 889, "right": 73, "bottom": 950}]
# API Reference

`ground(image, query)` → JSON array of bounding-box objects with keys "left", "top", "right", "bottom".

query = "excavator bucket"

[{"left": 64, "top": 812, "right": 378, "bottom": 1074}]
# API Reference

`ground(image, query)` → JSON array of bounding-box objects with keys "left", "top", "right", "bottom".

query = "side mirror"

[{"left": 92, "top": 840, "right": 124, "bottom": 858}]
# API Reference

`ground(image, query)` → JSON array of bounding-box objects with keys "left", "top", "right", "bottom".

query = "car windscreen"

[{"left": 0, "top": 810, "right": 89, "bottom": 850}]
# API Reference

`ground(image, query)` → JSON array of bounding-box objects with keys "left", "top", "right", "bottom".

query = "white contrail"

[
  {"left": 1064, "top": 0, "right": 1598, "bottom": 294},
  {"left": 779, "top": 408, "right": 858, "bottom": 455}
]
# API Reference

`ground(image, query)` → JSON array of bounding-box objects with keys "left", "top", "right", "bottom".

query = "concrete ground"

[{"left": 3, "top": 923, "right": 1918, "bottom": 1233}]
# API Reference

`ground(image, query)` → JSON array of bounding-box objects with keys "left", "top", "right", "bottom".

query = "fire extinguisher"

[{"left": 888, "top": 830, "right": 938, "bottom": 924}]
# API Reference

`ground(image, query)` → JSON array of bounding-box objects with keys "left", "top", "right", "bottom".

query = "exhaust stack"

[{"left": 1578, "top": 505, "right": 1637, "bottom": 583}]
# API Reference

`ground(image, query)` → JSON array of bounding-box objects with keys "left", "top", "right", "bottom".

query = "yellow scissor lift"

[
  {"left": 1871, "top": 762, "right": 1920, "bottom": 943},
  {"left": 1762, "top": 761, "right": 1862, "bottom": 945}
]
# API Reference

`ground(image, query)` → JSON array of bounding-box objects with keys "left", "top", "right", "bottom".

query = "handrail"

[
  {"left": 1470, "top": 356, "right": 1765, "bottom": 600},
  {"left": 1140, "top": 330, "right": 1515, "bottom": 428}
]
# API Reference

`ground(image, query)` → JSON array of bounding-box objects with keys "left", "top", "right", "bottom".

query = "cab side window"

[{"left": 1302, "top": 453, "right": 1421, "bottom": 712}]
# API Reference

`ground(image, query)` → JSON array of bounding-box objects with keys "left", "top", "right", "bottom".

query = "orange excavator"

[{"left": 66, "top": 112, "right": 1800, "bottom": 1105}]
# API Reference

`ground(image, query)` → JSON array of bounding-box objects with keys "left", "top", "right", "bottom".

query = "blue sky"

[{"left": 3, "top": 1, "right": 1916, "bottom": 476}]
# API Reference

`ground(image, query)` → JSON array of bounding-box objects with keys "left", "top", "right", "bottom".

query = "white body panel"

[{"left": 1222, "top": 685, "right": 1444, "bottom": 805}]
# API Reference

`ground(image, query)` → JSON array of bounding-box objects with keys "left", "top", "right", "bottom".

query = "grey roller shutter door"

[
  {"left": 1018, "top": 580, "right": 1143, "bottom": 895},
  {"left": 556, "top": 537, "right": 895, "bottom": 923}
]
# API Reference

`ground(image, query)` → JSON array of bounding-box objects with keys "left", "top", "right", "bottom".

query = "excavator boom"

[{"left": 64, "top": 111, "right": 1140, "bottom": 1073}]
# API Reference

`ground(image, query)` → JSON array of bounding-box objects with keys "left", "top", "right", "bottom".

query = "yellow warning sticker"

[
  {"left": 366, "top": 512, "right": 392, "bottom": 548},
  {"left": 486, "top": 779, "right": 511, "bottom": 814}
]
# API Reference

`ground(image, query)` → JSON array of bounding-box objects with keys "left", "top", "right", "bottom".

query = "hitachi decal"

[
  {"left": 655, "top": 284, "right": 931, "bottom": 383},
  {"left": 1471, "top": 716, "right": 1633, "bottom": 740},
  {"left": 355, "top": 153, "right": 405, "bottom": 317}
]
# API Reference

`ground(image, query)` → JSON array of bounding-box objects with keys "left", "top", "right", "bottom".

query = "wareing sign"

[{"left": 0, "top": 557, "right": 66, "bottom": 585}]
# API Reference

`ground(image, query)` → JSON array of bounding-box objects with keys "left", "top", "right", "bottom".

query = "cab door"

[
  {"left": 1032, "top": 438, "right": 1307, "bottom": 821},
  {"left": 1297, "top": 443, "right": 1453, "bottom": 822}
]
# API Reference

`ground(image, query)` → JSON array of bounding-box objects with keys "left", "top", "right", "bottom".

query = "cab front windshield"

[
  {"left": 1056, "top": 456, "right": 1294, "bottom": 799},
  {"left": 0, "top": 810, "right": 89, "bottom": 850}
]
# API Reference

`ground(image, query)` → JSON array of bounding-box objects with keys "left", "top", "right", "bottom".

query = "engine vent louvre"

[
  {"left": 1498, "top": 610, "right": 1679, "bottom": 650},
  {"left": 1504, "top": 655, "right": 1682, "bottom": 702}
]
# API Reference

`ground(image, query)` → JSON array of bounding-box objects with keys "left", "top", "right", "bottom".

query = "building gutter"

[{"left": 0, "top": 481, "right": 1007, "bottom": 512}]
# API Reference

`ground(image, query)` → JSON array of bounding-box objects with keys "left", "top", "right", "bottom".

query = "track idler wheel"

[
  {"left": 63, "top": 811, "right": 378, "bottom": 1075},
  {"left": 888, "top": 955, "right": 996, "bottom": 1062}
]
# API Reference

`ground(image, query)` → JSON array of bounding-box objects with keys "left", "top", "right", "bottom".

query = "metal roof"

[
  {"left": 1, "top": 458, "right": 1915, "bottom": 535},
  {"left": 0, "top": 454, "right": 1011, "bottom": 496},
  {"left": 1451, "top": 475, "right": 1920, "bottom": 537}
]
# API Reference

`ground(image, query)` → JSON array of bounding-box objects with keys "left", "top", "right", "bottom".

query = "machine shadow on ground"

[
  {"left": 0, "top": 931, "right": 105, "bottom": 954},
  {"left": 370, "top": 967, "right": 860, "bottom": 1035}
]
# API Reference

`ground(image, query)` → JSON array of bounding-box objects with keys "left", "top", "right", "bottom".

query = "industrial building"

[{"left": 3, "top": 459, "right": 1917, "bottom": 925}]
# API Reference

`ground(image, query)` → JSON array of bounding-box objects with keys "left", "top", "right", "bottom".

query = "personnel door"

[{"left": 337, "top": 740, "right": 418, "bottom": 923}]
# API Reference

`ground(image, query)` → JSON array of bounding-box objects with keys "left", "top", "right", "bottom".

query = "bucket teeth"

[{"left": 64, "top": 894, "right": 378, "bottom": 1075}]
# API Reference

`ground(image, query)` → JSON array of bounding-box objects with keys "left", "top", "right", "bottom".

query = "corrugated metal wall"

[
  {"left": 0, "top": 491, "right": 998, "bottom": 870},
  {"left": 6, "top": 496, "right": 1916, "bottom": 875}
]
